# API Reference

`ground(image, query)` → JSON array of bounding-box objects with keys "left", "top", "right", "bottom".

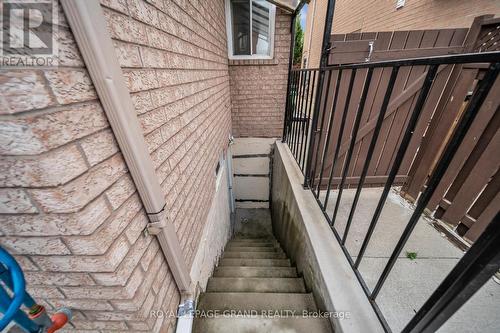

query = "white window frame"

[{"left": 225, "top": 0, "right": 276, "bottom": 60}]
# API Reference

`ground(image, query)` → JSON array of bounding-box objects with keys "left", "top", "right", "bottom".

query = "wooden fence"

[
  {"left": 402, "top": 15, "right": 500, "bottom": 242},
  {"left": 310, "top": 15, "right": 500, "bottom": 242}
]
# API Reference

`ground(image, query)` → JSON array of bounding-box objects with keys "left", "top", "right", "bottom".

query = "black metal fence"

[
  {"left": 282, "top": 51, "right": 500, "bottom": 332},
  {"left": 283, "top": 68, "right": 319, "bottom": 172}
]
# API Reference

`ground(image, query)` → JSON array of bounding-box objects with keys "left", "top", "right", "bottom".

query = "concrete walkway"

[{"left": 320, "top": 187, "right": 500, "bottom": 332}]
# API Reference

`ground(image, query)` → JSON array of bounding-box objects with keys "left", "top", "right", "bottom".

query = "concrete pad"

[
  {"left": 234, "top": 176, "right": 269, "bottom": 201},
  {"left": 198, "top": 292, "right": 318, "bottom": 312},
  {"left": 233, "top": 208, "right": 274, "bottom": 238},
  {"left": 232, "top": 138, "right": 277, "bottom": 156},
  {"left": 318, "top": 187, "right": 500, "bottom": 332},
  {"left": 207, "top": 277, "right": 306, "bottom": 293},
  {"left": 193, "top": 317, "right": 332, "bottom": 333},
  {"left": 214, "top": 266, "right": 298, "bottom": 278},
  {"left": 319, "top": 188, "right": 463, "bottom": 259},
  {"left": 219, "top": 258, "right": 291, "bottom": 267},
  {"left": 437, "top": 279, "right": 500, "bottom": 333},
  {"left": 360, "top": 258, "right": 500, "bottom": 333}
]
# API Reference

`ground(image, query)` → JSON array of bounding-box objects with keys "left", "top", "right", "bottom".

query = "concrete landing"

[{"left": 233, "top": 208, "right": 274, "bottom": 238}]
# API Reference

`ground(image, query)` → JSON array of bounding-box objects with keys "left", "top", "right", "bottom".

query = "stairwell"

[{"left": 193, "top": 233, "right": 333, "bottom": 332}]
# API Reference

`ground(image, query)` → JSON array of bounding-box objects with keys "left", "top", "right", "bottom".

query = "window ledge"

[{"left": 228, "top": 58, "right": 279, "bottom": 66}]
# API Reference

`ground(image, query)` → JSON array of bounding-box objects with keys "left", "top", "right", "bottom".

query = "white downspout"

[
  {"left": 175, "top": 299, "right": 195, "bottom": 333},
  {"left": 60, "top": 0, "right": 192, "bottom": 296}
]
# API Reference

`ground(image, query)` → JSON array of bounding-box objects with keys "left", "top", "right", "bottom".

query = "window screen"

[{"left": 228, "top": 0, "right": 275, "bottom": 57}]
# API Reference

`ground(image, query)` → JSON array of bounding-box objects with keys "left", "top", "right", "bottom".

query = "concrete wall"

[
  {"left": 0, "top": 0, "right": 232, "bottom": 331},
  {"left": 229, "top": 9, "right": 291, "bottom": 138},
  {"left": 232, "top": 138, "right": 277, "bottom": 208},
  {"left": 271, "top": 142, "right": 384, "bottom": 333},
  {"left": 190, "top": 156, "right": 232, "bottom": 292}
]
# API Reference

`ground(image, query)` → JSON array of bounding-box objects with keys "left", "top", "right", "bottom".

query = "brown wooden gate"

[
  {"left": 401, "top": 15, "right": 500, "bottom": 242},
  {"left": 310, "top": 15, "right": 500, "bottom": 242},
  {"left": 314, "top": 27, "right": 469, "bottom": 187}
]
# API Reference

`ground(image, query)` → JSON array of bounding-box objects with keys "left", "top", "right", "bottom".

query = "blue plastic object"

[{"left": 0, "top": 246, "right": 29, "bottom": 331}]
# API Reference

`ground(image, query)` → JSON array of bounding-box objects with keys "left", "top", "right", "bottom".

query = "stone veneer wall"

[
  {"left": 229, "top": 8, "right": 291, "bottom": 138},
  {"left": 0, "top": 0, "right": 231, "bottom": 331}
]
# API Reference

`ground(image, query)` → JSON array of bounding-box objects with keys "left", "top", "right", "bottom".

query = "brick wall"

[
  {"left": 229, "top": 9, "right": 291, "bottom": 138},
  {"left": 302, "top": 0, "right": 500, "bottom": 68},
  {"left": 332, "top": 0, "right": 500, "bottom": 33},
  {"left": 101, "top": 0, "right": 232, "bottom": 266},
  {"left": 0, "top": 0, "right": 231, "bottom": 331},
  {"left": 302, "top": 0, "right": 328, "bottom": 69}
]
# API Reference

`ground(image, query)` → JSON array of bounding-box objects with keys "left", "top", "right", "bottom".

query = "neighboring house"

[
  {"left": 0, "top": 0, "right": 291, "bottom": 331},
  {"left": 302, "top": 0, "right": 500, "bottom": 68}
]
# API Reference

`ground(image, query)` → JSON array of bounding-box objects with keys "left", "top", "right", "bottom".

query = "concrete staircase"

[{"left": 193, "top": 236, "right": 333, "bottom": 333}]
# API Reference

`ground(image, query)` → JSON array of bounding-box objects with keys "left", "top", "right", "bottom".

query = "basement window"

[{"left": 225, "top": 0, "right": 276, "bottom": 59}]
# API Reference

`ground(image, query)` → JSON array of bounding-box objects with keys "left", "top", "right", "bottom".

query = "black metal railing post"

[
  {"left": 323, "top": 69, "right": 358, "bottom": 211},
  {"left": 281, "top": 51, "right": 500, "bottom": 333},
  {"left": 315, "top": 70, "right": 342, "bottom": 198},
  {"left": 282, "top": 12, "right": 297, "bottom": 142},
  {"left": 370, "top": 62, "right": 499, "bottom": 298},
  {"left": 310, "top": 69, "right": 333, "bottom": 191},
  {"left": 300, "top": 70, "right": 317, "bottom": 170},
  {"left": 402, "top": 212, "right": 500, "bottom": 333},
  {"left": 344, "top": 65, "right": 438, "bottom": 246},
  {"left": 303, "top": 0, "right": 337, "bottom": 188},
  {"left": 331, "top": 67, "right": 399, "bottom": 224}
]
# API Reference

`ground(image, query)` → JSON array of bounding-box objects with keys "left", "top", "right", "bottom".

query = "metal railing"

[
  {"left": 282, "top": 51, "right": 500, "bottom": 332},
  {"left": 283, "top": 68, "right": 319, "bottom": 172}
]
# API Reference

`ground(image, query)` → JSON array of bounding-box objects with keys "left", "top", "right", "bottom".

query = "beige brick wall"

[
  {"left": 229, "top": 9, "right": 291, "bottom": 138},
  {"left": 332, "top": 0, "right": 500, "bottom": 33},
  {"left": 302, "top": 0, "right": 500, "bottom": 68},
  {"left": 101, "top": 0, "right": 232, "bottom": 266},
  {"left": 302, "top": 0, "right": 328, "bottom": 69},
  {"left": 0, "top": 0, "right": 231, "bottom": 331}
]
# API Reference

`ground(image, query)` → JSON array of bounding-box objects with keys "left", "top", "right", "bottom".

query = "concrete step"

[
  {"left": 198, "top": 292, "right": 318, "bottom": 313},
  {"left": 232, "top": 237, "right": 277, "bottom": 241},
  {"left": 206, "top": 277, "right": 306, "bottom": 293},
  {"left": 193, "top": 317, "right": 332, "bottom": 333},
  {"left": 225, "top": 246, "right": 283, "bottom": 253},
  {"left": 227, "top": 242, "right": 278, "bottom": 248},
  {"left": 214, "top": 266, "right": 298, "bottom": 278},
  {"left": 223, "top": 251, "right": 287, "bottom": 259},
  {"left": 219, "top": 258, "right": 291, "bottom": 267}
]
